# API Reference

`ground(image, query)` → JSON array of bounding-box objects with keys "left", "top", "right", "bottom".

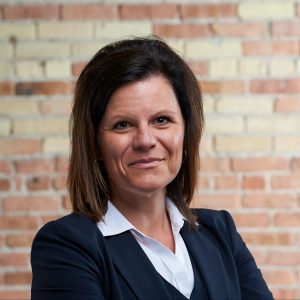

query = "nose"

[{"left": 133, "top": 125, "right": 157, "bottom": 151}]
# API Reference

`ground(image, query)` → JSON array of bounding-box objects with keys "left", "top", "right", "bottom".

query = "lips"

[{"left": 128, "top": 158, "right": 163, "bottom": 168}]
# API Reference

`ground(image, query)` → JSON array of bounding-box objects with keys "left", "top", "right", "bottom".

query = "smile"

[{"left": 128, "top": 158, "right": 163, "bottom": 169}]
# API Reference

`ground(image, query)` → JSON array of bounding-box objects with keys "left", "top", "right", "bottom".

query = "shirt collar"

[{"left": 97, "top": 198, "right": 186, "bottom": 237}]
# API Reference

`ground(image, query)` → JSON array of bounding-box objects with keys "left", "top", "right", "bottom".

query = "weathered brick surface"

[{"left": 1, "top": 1, "right": 300, "bottom": 298}]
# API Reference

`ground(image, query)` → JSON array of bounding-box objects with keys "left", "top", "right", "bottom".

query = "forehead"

[{"left": 105, "top": 75, "right": 180, "bottom": 113}]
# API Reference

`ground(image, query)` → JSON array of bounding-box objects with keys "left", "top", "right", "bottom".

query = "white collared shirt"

[{"left": 97, "top": 198, "right": 194, "bottom": 298}]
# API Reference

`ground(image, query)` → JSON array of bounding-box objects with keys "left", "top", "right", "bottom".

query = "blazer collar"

[{"left": 180, "top": 222, "right": 239, "bottom": 299}]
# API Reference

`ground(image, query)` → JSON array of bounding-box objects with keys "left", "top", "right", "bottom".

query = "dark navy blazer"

[{"left": 31, "top": 209, "right": 273, "bottom": 300}]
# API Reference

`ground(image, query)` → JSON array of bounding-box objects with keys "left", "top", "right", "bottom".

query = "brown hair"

[{"left": 68, "top": 36, "right": 204, "bottom": 226}]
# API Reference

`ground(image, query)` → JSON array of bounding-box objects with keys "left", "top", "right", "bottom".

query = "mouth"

[{"left": 128, "top": 158, "right": 163, "bottom": 169}]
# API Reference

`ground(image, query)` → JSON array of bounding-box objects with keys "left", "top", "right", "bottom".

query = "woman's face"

[{"left": 97, "top": 75, "right": 185, "bottom": 199}]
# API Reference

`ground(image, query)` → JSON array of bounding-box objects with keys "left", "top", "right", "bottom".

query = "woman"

[{"left": 31, "top": 36, "right": 273, "bottom": 300}]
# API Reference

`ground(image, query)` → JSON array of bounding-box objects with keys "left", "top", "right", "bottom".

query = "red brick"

[
  {"left": 6, "top": 234, "right": 35, "bottom": 247},
  {"left": 232, "top": 213, "right": 269, "bottom": 227},
  {"left": 15, "top": 158, "right": 55, "bottom": 173},
  {"left": 4, "top": 5, "right": 59, "bottom": 19},
  {"left": 0, "top": 81, "right": 14, "bottom": 95},
  {"left": 201, "top": 157, "right": 230, "bottom": 172},
  {"left": 120, "top": 4, "right": 178, "bottom": 20},
  {"left": 16, "top": 81, "right": 72, "bottom": 95},
  {"left": 232, "top": 157, "right": 289, "bottom": 171},
  {"left": 275, "top": 97, "right": 300, "bottom": 112},
  {"left": 5, "top": 271, "right": 32, "bottom": 285},
  {"left": 242, "top": 176, "right": 265, "bottom": 189},
  {"left": 192, "top": 194, "right": 240, "bottom": 209},
  {"left": 26, "top": 176, "right": 51, "bottom": 191},
  {"left": 201, "top": 80, "right": 245, "bottom": 94},
  {"left": 215, "top": 176, "right": 239, "bottom": 189},
  {"left": 0, "top": 253, "right": 28, "bottom": 267},
  {"left": 180, "top": 4, "right": 236, "bottom": 18},
  {"left": 250, "top": 79, "right": 300, "bottom": 94},
  {"left": 268, "top": 251, "right": 300, "bottom": 266},
  {"left": 272, "top": 289, "right": 298, "bottom": 300},
  {"left": 0, "top": 139, "right": 41, "bottom": 155},
  {"left": 297, "top": 4, "right": 300, "bottom": 17},
  {"left": 272, "top": 21, "right": 300, "bottom": 36},
  {"left": 0, "top": 290, "right": 30, "bottom": 300},
  {"left": 72, "top": 61, "right": 86, "bottom": 76},
  {"left": 198, "top": 176, "right": 210, "bottom": 189},
  {"left": 243, "top": 40, "right": 299, "bottom": 56},
  {"left": 52, "top": 175, "right": 67, "bottom": 190},
  {"left": 251, "top": 250, "right": 267, "bottom": 265},
  {"left": 153, "top": 24, "right": 212, "bottom": 38},
  {"left": 62, "top": 4, "right": 118, "bottom": 20},
  {"left": 3, "top": 195, "right": 61, "bottom": 212},
  {"left": 275, "top": 213, "right": 300, "bottom": 227},
  {"left": 213, "top": 22, "right": 267, "bottom": 37},
  {"left": 188, "top": 61, "right": 208, "bottom": 76},
  {"left": 242, "top": 232, "right": 296, "bottom": 246},
  {"left": 0, "top": 178, "right": 10, "bottom": 191},
  {"left": 0, "top": 216, "right": 39, "bottom": 230},
  {"left": 0, "top": 7, "right": 3, "bottom": 19},
  {"left": 0, "top": 160, "right": 11, "bottom": 173},
  {"left": 242, "top": 194, "right": 298, "bottom": 208},
  {"left": 63, "top": 194, "right": 72, "bottom": 210},
  {"left": 292, "top": 158, "right": 300, "bottom": 170},
  {"left": 271, "top": 175, "right": 300, "bottom": 189},
  {"left": 263, "top": 270, "right": 295, "bottom": 285},
  {"left": 56, "top": 156, "right": 68, "bottom": 173}
]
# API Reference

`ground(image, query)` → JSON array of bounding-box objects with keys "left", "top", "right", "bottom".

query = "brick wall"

[{"left": 0, "top": 0, "right": 300, "bottom": 299}]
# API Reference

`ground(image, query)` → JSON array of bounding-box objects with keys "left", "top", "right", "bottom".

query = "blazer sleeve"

[
  {"left": 222, "top": 210, "right": 274, "bottom": 300},
  {"left": 31, "top": 215, "right": 107, "bottom": 300}
]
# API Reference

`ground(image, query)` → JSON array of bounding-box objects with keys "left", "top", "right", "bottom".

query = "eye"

[
  {"left": 154, "top": 116, "right": 170, "bottom": 125},
  {"left": 113, "top": 121, "right": 130, "bottom": 130}
]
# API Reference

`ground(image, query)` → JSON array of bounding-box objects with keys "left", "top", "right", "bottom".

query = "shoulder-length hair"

[{"left": 68, "top": 36, "right": 204, "bottom": 226}]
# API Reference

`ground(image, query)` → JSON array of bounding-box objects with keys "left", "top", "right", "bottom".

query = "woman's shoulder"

[{"left": 32, "top": 212, "right": 105, "bottom": 250}]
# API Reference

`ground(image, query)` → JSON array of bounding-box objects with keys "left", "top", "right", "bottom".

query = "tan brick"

[
  {"left": 38, "top": 21, "right": 93, "bottom": 39},
  {"left": 209, "top": 59, "right": 237, "bottom": 77},
  {"left": 270, "top": 60, "right": 295, "bottom": 77},
  {"left": 0, "top": 119, "right": 11, "bottom": 136},
  {"left": 164, "top": 39, "right": 184, "bottom": 56},
  {"left": 186, "top": 40, "right": 242, "bottom": 59},
  {"left": 71, "top": 41, "right": 106, "bottom": 57},
  {"left": 0, "top": 138, "right": 41, "bottom": 155},
  {"left": 217, "top": 96, "right": 273, "bottom": 114},
  {"left": 0, "top": 43, "right": 12, "bottom": 59},
  {"left": 238, "top": 59, "right": 267, "bottom": 76},
  {"left": 0, "top": 99, "right": 39, "bottom": 116},
  {"left": 16, "top": 61, "right": 43, "bottom": 78},
  {"left": 0, "top": 22, "right": 35, "bottom": 39},
  {"left": 13, "top": 118, "right": 68, "bottom": 135},
  {"left": 238, "top": 2, "right": 294, "bottom": 20},
  {"left": 296, "top": 59, "right": 300, "bottom": 75},
  {"left": 16, "top": 42, "right": 70, "bottom": 59},
  {"left": 201, "top": 80, "right": 244, "bottom": 94},
  {"left": 205, "top": 115, "right": 243, "bottom": 134},
  {"left": 275, "top": 137, "right": 300, "bottom": 151},
  {"left": 0, "top": 62, "right": 11, "bottom": 78},
  {"left": 43, "top": 137, "right": 70, "bottom": 154},
  {"left": 45, "top": 61, "right": 71, "bottom": 78},
  {"left": 41, "top": 99, "right": 72, "bottom": 115},
  {"left": 96, "top": 21, "right": 152, "bottom": 39},
  {"left": 213, "top": 22, "right": 267, "bottom": 37},
  {"left": 202, "top": 95, "right": 215, "bottom": 113},
  {"left": 275, "top": 96, "right": 300, "bottom": 112},
  {"left": 247, "top": 116, "right": 300, "bottom": 133},
  {"left": 215, "top": 136, "right": 271, "bottom": 152}
]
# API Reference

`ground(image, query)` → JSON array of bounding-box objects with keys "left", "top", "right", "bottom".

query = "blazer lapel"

[
  {"left": 105, "top": 231, "right": 172, "bottom": 300},
  {"left": 180, "top": 222, "right": 233, "bottom": 299}
]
